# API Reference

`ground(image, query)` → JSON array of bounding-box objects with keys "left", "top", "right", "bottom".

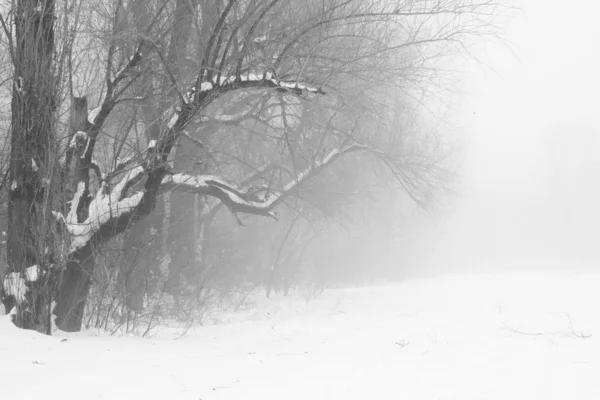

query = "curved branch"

[{"left": 161, "top": 143, "right": 365, "bottom": 217}]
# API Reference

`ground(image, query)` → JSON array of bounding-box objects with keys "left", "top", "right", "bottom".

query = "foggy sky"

[{"left": 422, "top": 0, "right": 600, "bottom": 273}]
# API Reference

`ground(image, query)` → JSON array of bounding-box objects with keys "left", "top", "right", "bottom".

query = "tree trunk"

[
  {"left": 50, "top": 92, "right": 96, "bottom": 332},
  {"left": 53, "top": 243, "right": 95, "bottom": 332},
  {"left": 2, "top": 0, "right": 57, "bottom": 334}
]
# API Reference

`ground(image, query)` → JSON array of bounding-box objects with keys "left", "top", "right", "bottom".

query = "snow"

[
  {"left": 81, "top": 137, "right": 90, "bottom": 158},
  {"left": 1, "top": 270, "right": 600, "bottom": 399},
  {"left": 2, "top": 273, "right": 26, "bottom": 303},
  {"left": 87, "top": 107, "right": 101, "bottom": 124},
  {"left": 1, "top": 265, "right": 45, "bottom": 306},
  {"left": 164, "top": 174, "right": 257, "bottom": 208},
  {"left": 167, "top": 113, "right": 179, "bottom": 129},
  {"left": 200, "top": 82, "right": 213, "bottom": 92},
  {"left": 15, "top": 76, "right": 23, "bottom": 93},
  {"left": 279, "top": 81, "right": 297, "bottom": 89},
  {"left": 65, "top": 167, "right": 145, "bottom": 252},
  {"left": 116, "top": 153, "right": 134, "bottom": 166},
  {"left": 165, "top": 173, "right": 217, "bottom": 188},
  {"left": 51, "top": 211, "right": 64, "bottom": 222},
  {"left": 66, "top": 181, "right": 85, "bottom": 225},
  {"left": 280, "top": 147, "right": 340, "bottom": 192},
  {"left": 321, "top": 147, "right": 340, "bottom": 163},
  {"left": 212, "top": 75, "right": 230, "bottom": 85},
  {"left": 164, "top": 170, "right": 305, "bottom": 210},
  {"left": 69, "top": 131, "right": 88, "bottom": 148},
  {"left": 24, "top": 265, "right": 40, "bottom": 282},
  {"left": 207, "top": 72, "right": 318, "bottom": 93},
  {"left": 253, "top": 35, "right": 267, "bottom": 43},
  {"left": 241, "top": 72, "right": 265, "bottom": 82}
]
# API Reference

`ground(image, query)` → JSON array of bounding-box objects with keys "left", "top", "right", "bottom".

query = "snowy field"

[{"left": 2, "top": 269, "right": 600, "bottom": 400}]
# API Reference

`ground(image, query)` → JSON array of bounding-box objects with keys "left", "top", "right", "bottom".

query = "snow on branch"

[
  {"left": 64, "top": 167, "right": 145, "bottom": 253},
  {"left": 190, "top": 71, "right": 325, "bottom": 107},
  {"left": 158, "top": 71, "right": 326, "bottom": 164},
  {"left": 159, "top": 137, "right": 446, "bottom": 218},
  {"left": 161, "top": 144, "right": 364, "bottom": 217}
]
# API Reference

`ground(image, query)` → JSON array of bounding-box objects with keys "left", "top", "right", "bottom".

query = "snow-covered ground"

[{"left": 2, "top": 270, "right": 600, "bottom": 400}]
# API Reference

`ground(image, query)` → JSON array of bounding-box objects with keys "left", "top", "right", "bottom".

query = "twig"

[
  {"left": 563, "top": 314, "right": 592, "bottom": 339},
  {"left": 501, "top": 322, "right": 543, "bottom": 337}
]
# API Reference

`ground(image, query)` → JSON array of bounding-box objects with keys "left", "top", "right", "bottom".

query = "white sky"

[
  {"left": 427, "top": 0, "right": 600, "bottom": 270},
  {"left": 467, "top": 0, "right": 600, "bottom": 178}
]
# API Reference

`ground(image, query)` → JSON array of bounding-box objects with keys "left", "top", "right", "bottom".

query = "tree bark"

[
  {"left": 53, "top": 243, "right": 95, "bottom": 332},
  {"left": 2, "top": 0, "right": 57, "bottom": 334},
  {"left": 51, "top": 94, "right": 97, "bottom": 331}
]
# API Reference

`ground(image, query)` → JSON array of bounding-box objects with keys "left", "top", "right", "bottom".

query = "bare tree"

[
  {"left": 2, "top": 0, "right": 59, "bottom": 333},
  {"left": 0, "top": 0, "right": 507, "bottom": 333}
]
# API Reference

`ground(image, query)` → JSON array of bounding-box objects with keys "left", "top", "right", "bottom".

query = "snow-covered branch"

[
  {"left": 161, "top": 143, "right": 365, "bottom": 217},
  {"left": 64, "top": 167, "right": 145, "bottom": 253},
  {"left": 190, "top": 71, "right": 325, "bottom": 107}
]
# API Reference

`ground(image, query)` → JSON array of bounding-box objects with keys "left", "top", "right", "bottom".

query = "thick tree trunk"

[
  {"left": 2, "top": 0, "right": 57, "bottom": 334},
  {"left": 53, "top": 244, "right": 95, "bottom": 332},
  {"left": 50, "top": 93, "right": 96, "bottom": 332}
]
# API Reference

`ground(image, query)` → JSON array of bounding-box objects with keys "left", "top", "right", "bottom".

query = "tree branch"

[{"left": 160, "top": 143, "right": 365, "bottom": 217}]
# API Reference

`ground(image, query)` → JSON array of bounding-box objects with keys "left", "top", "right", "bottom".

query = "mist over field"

[{"left": 396, "top": 0, "right": 600, "bottom": 277}]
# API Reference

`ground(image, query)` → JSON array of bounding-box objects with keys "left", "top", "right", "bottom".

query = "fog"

[{"left": 400, "top": 0, "right": 600, "bottom": 276}]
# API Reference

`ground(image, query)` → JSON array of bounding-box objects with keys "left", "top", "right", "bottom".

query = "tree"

[
  {"left": 2, "top": 0, "right": 58, "bottom": 333},
  {"left": 0, "top": 0, "right": 506, "bottom": 333}
]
